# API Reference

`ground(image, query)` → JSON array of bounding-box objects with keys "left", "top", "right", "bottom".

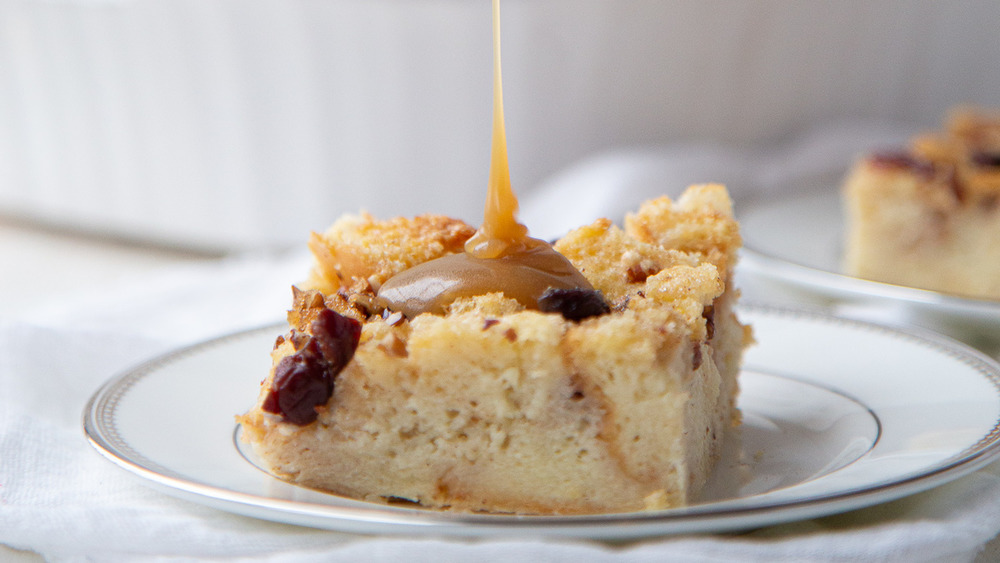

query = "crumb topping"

[{"left": 906, "top": 107, "right": 1000, "bottom": 204}]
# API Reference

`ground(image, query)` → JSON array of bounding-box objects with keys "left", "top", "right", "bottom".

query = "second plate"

[{"left": 739, "top": 187, "right": 1000, "bottom": 350}]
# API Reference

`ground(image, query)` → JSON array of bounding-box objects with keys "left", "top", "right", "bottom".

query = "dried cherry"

[
  {"left": 870, "top": 152, "right": 935, "bottom": 178},
  {"left": 311, "top": 307, "right": 363, "bottom": 371},
  {"left": 538, "top": 288, "right": 610, "bottom": 321},
  {"left": 262, "top": 308, "right": 362, "bottom": 425},
  {"left": 972, "top": 151, "right": 1000, "bottom": 168}
]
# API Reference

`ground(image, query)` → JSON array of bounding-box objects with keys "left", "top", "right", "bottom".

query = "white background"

[{"left": 0, "top": 0, "right": 998, "bottom": 250}]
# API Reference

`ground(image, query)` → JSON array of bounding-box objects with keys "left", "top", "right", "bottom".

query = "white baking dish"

[{"left": 1, "top": 1, "right": 997, "bottom": 250}]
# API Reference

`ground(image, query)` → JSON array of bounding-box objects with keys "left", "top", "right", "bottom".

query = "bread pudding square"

[
  {"left": 238, "top": 183, "right": 750, "bottom": 515},
  {"left": 843, "top": 107, "right": 1000, "bottom": 300}
]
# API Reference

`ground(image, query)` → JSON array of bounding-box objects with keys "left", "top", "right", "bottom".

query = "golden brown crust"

[
  {"left": 553, "top": 217, "right": 700, "bottom": 305},
  {"left": 305, "top": 213, "right": 476, "bottom": 295},
  {"left": 624, "top": 184, "right": 742, "bottom": 278},
  {"left": 910, "top": 106, "right": 1000, "bottom": 203}
]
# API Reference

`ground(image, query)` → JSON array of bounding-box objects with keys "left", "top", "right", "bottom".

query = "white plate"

[
  {"left": 738, "top": 188, "right": 1000, "bottom": 350},
  {"left": 84, "top": 305, "right": 1000, "bottom": 539}
]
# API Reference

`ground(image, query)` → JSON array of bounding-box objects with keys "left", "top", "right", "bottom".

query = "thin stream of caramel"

[
  {"left": 464, "top": 0, "right": 529, "bottom": 259},
  {"left": 374, "top": 0, "right": 594, "bottom": 318}
]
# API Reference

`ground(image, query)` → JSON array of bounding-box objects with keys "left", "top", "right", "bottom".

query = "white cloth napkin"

[
  {"left": 520, "top": 119, "right": 917, "bottom": 240},
  {"left": 4, "top": 124, "right": 1000, "bottom": 562}
]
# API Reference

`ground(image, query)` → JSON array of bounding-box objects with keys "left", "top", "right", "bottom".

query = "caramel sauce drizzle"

[
  {"left": 375, "top": 0, "right": 592, "bottom": 318},
  {"left": 464, "top": 0, "right": 529, "bottom": 259}
]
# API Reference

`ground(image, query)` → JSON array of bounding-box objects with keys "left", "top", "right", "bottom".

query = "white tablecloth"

[{"left": 4, "top": 128, "right": 1000, "bottom": 561}]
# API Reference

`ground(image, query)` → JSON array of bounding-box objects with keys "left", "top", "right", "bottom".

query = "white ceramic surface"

[{"left": 84, "top": 305, "right": 1000, "bottom": 539}]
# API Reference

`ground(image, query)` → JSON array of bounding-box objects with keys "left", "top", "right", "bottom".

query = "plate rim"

[{"left": 83, "top": 304, "right": 1000, "bottom": 538}]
